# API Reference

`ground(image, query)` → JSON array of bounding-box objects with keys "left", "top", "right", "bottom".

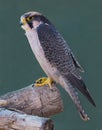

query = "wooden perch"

[
  {"left": 0, "top": 84, "right": 63, "bottom": 117},
  {"left": 0, "top": 108, "right": 53, "bottom": 130},
  {"left": 0, "top": 83, "right": 63, "bottom": 129}
]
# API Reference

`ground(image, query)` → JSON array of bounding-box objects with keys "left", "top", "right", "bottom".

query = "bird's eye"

[{"left": 27, "top": 16, "right": 34, "bottom": 21}]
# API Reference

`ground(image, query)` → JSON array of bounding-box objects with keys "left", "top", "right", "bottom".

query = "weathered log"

[
  {"left": 0, "top": 84, "right": 63, "bottom": 117},
  {"left": 0, "top": 108, "right": 53, "bottom": 130}
]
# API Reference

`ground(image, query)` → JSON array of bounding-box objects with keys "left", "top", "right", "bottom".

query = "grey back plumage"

[
  {"left": 37, "top": 23, "right": 81, "bottom": 78},
  {"left": 37, "top": 23, "right": 96, "bottom": 107}
]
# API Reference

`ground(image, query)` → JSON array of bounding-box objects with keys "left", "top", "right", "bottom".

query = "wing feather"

[
  {"left": 67, "top": 74, "right": 96, "bottom": 107},
  {"left": 37, "top": 23, "right": 81, "bottom": 78},
  {"left": 37, "top": 23, "right": 95, "bottom": 107}
]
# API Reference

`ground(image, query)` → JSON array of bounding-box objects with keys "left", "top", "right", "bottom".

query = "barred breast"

[{"left": 25, "top": 28, "right": 60, "bottom": 82}]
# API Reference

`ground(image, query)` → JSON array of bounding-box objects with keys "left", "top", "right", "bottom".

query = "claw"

[{"left": 34, "top": 77, "right": 53, "bottom": 89}]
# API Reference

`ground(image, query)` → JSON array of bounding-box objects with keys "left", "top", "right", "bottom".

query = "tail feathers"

[
  {"left": 62, "top": 79, "right": 90, "bottom": 121},
  {"left": 68, "top": 74, "right": 96, "bottom": 107},
  {"left": 79, "top": 109, "right": 90, "bottom": 121}
]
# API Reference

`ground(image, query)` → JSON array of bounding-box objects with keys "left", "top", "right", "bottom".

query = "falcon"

[{"left": 20, "top": 11, "right": 96, "bottom": 120}]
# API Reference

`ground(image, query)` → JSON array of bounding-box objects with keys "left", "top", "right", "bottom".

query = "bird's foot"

[{"left": 34, "top": 77, "right": 53, "bottom": 89}]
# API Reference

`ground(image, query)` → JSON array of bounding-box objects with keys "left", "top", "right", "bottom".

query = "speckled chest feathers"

[{"left": 36, "top": 23, "right": 75, "bottom": 75}]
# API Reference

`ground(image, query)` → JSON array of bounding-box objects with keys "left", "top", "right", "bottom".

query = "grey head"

[{"left": 20, "top": 11, "right": 52, "bottom": 30}]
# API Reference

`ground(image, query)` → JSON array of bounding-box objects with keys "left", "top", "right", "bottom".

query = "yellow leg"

[{"left": 34, "top": 77, "right": 53, "bottom": 89}]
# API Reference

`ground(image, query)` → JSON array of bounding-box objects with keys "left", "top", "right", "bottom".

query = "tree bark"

[
  {"left": 0, "top": 84, "right": 63, "bottom": 117},
  {"left": 0, "top": 83, "right": 63, "bottom": 129},
  {"left": 0, "top": 108, "right": 54, "bottom": 130}
]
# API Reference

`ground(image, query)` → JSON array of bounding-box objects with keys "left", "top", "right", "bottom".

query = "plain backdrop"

[{"left": 0, "top": 0, "right": 101, "bottom": 130}]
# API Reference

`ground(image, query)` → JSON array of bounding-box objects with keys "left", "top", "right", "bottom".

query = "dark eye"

[{"left": 27, "top": 16, "right": 34, "bottom": 21}]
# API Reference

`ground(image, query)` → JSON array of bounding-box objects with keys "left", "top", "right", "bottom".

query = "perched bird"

[{"left": 20, "top": 11, "right": 96, "bottom": 120}]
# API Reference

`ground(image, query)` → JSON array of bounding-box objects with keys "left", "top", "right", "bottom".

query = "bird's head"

[{"left": 20, "top": 11, "right": 51, "bottom": 31}]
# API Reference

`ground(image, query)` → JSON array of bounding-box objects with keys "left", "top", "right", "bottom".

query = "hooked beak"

[
  {"left": 20, "top": 16, "right": 27, "bottom": 26},
  {"left": 20, "top": 16, "right": 31, "bottom": 31}
]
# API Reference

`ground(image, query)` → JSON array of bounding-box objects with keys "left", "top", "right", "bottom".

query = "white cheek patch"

[{"left": 32, "top": 21, "right": 43, "bottom": 29}]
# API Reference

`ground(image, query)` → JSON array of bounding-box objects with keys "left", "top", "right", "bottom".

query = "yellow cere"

[{"left": 21, "top": 17, "right": 27, "bottom": 25}]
